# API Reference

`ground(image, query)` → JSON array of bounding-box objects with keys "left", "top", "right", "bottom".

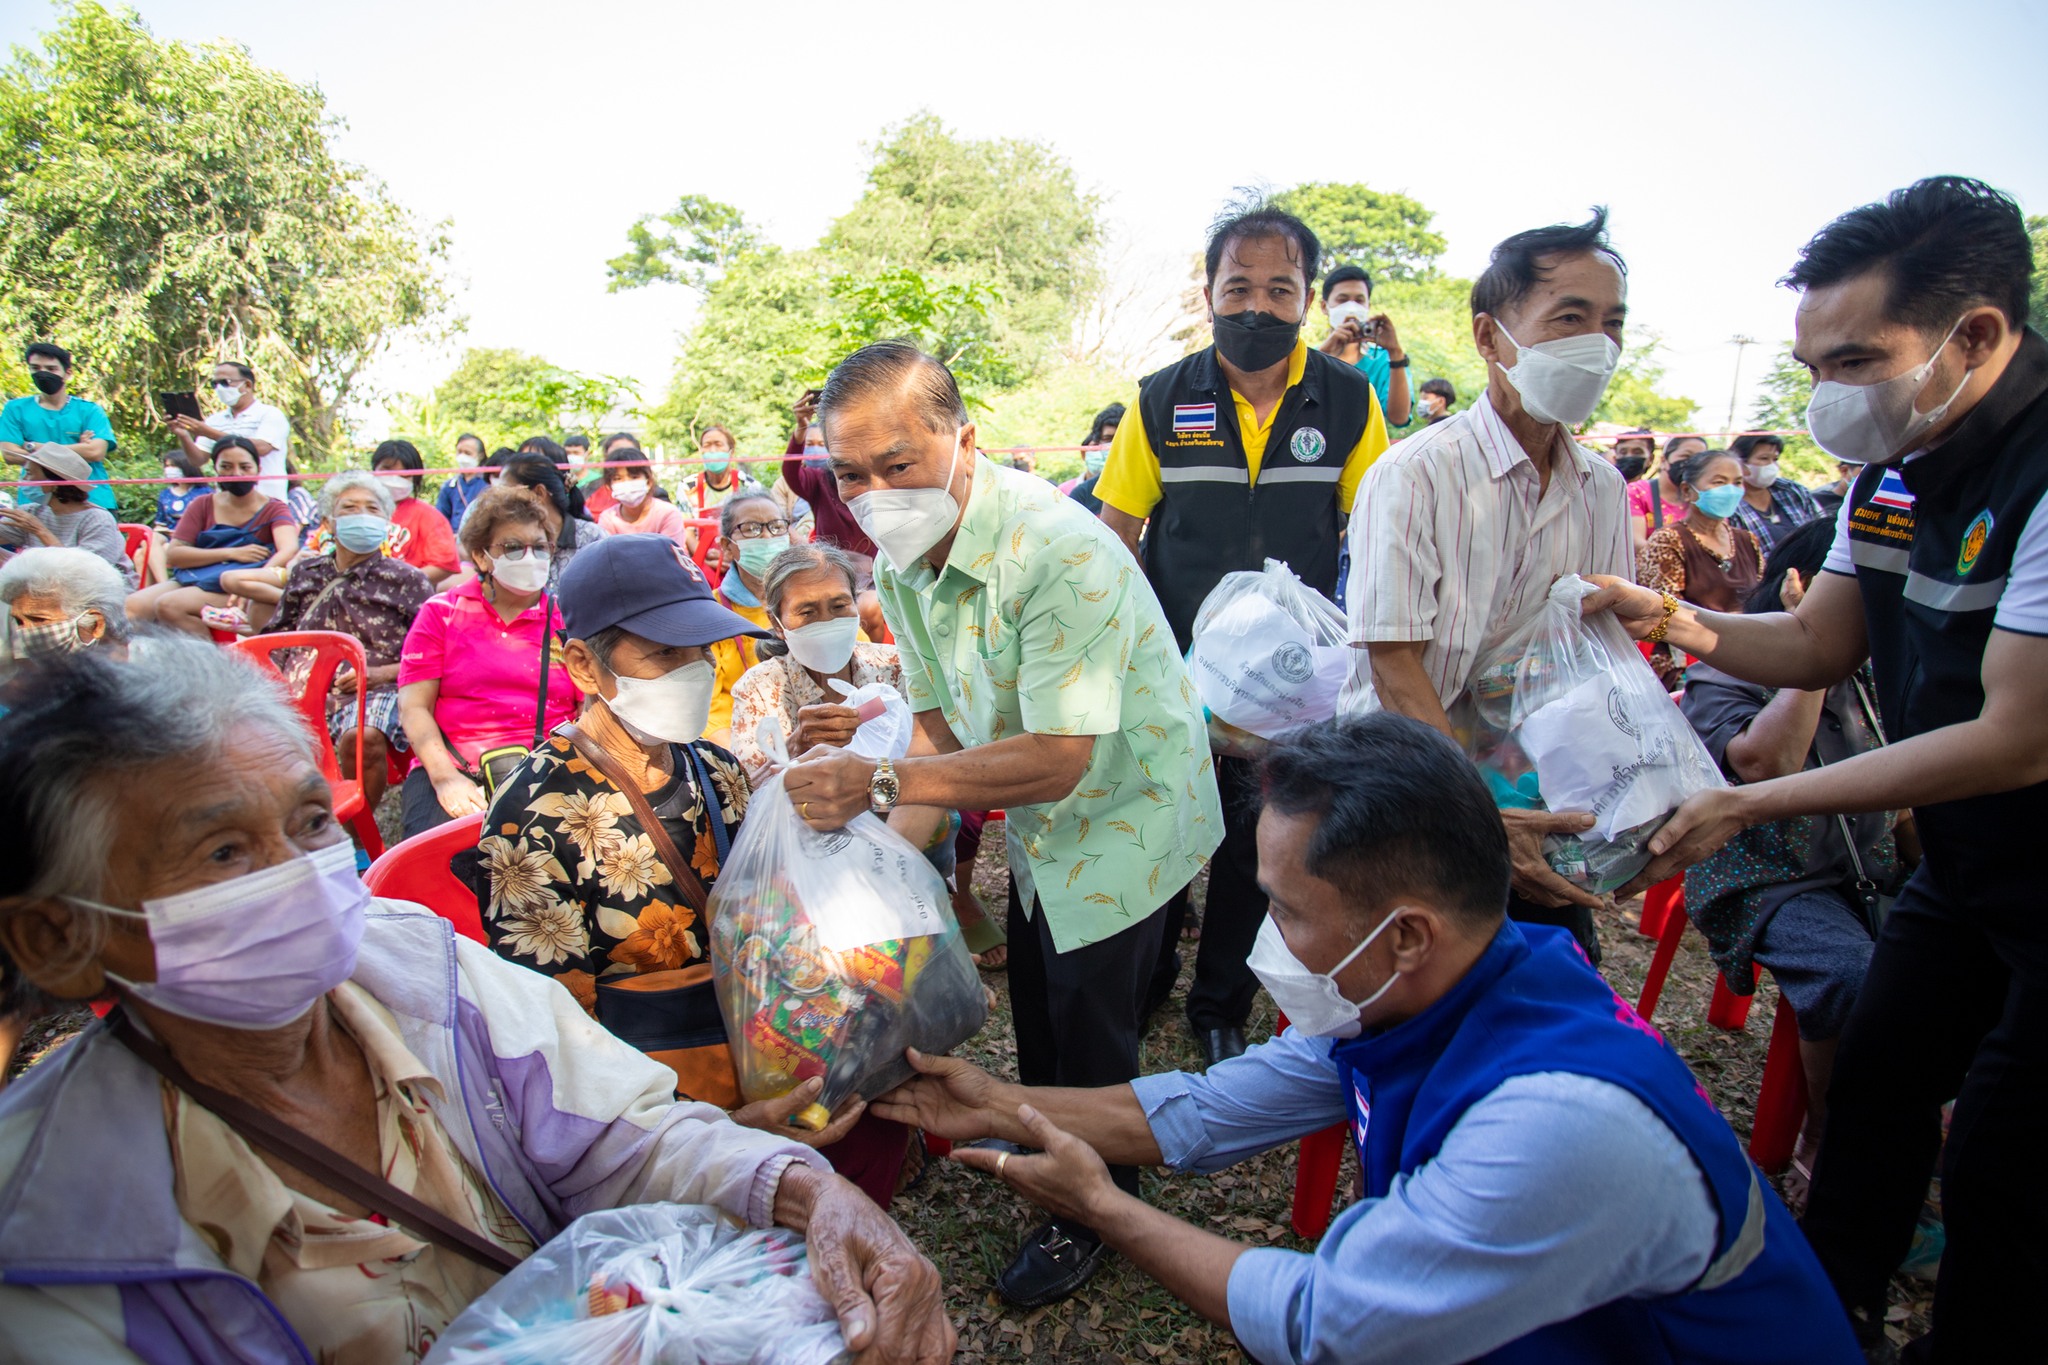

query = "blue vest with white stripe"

[
  {"left": 1842, "top": 326, "right": 2048, "bottom": 919},
  {"left": 1134, "top": 344, "right": 1376, "bottom": 649},
  {"left": 1330, "top": 921, "right": 1859, "bottom": 1364}
]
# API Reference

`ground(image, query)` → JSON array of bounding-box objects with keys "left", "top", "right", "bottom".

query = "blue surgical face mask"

[
  {"left": 1692, "top": 484, "right": 1743, "bottom": 520},
  {"left": 333, "top": 513, "right": 389, "bottom": 554}
]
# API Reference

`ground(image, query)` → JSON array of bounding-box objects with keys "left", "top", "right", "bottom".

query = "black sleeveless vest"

[
  {"left": 1135, "top": 345, "right": 1379, "bottom": 649},
  {"left": 1844, "top": 327, "right": 2048, "bottom": 923}
]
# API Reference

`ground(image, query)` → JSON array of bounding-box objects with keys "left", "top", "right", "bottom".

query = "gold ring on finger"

[{"left": 996, "top": 1151, "right": 1010, "bottom": 1178}]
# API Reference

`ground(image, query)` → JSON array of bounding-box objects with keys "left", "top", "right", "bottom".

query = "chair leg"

[
  {"left": 1635, "top": 904, "right": 1690, "bottom": 1022},
  {"left": 1708, "top": 970, "right": 1757, "bottom": 1032},
  {"left": 1638, "top": 876, "right": 1682, "bottom": 939},
  {"left": 1749, "top": 994, "right": 1809, "bottom": 1174},
  {"left": 1291, "top": 1122, "right": 1349, "bottom": 1239},
  {"left": 348, "top": 806, "right": 386, "bottom": 860}
]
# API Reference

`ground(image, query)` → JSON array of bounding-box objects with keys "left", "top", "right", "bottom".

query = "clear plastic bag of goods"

[
  {"left": 707, "top": 715, "right": 987, "bottom": 1132},
  {"left": 1461, "top": 575, "right": 1726, "bottom": 893},
  {"left": 424, "top": 1203, "right": 849, "bottom": 1365},
  {"left": 1186, "top": 558, "right": 1351, "bottom": 756}
]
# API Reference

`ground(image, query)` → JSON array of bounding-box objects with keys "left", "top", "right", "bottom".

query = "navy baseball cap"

[{"left": 555, "top": 534, "right": 771, "bottom": 647}]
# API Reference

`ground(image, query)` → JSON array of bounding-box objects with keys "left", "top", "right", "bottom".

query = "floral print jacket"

[{"left": 475, "top": 730, "right": 751, "bottom": 1011}]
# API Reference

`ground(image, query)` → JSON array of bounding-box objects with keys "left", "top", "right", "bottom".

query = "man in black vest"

[
  {"left": 1097, "top": 199, "right": 1389, "bottom": 1066},
  {"left": 1593, "top": 176, "right": 2048, "bottom": 1362}
]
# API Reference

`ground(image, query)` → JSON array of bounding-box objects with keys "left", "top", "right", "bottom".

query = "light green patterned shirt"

[{"left": 876, "top": 457, "right": 1222, "bottom": 952}]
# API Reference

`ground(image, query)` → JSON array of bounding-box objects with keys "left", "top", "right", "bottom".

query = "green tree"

[
  {"left": 1270, "top": 182, "right": 1448, "bottom": 284},
  {"left": 1749, "top": 343, "right": 1831, "bottom": 480},
  {"left": 2029, "top": 214, "right": 2048, "bottom": 333},
  {"left": 1590, "top": 337, "right": 1699, "bottom": 434},
  {"left": 414, "top": 346, "right": 635, "bottom": 452},
  {"left": 0, "top": 2, "right": 452, "bottom": 461},
  {"left": 822, "top": 269, "right": 1015, "bottom": 401},
  {"left": 605, "top": 195, "right": 760, "bottom": 293}
]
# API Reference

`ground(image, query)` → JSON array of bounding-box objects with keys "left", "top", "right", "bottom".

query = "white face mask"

[
  {"left": 488, "top": 546, "right": 550, "bottom": 594},
  {"left": 378, "top": 473, "right": 413, "bottom": 501},
  {"left": 1742, "top": 461, "right": 1780, "bottom": 490},
  {"left": 213, "top": 382, "right": 241, "bottom": 408},
  {"left": 846, "top": 426, "right": 967, "bottom": 572},
  {"left": 612, "top": 477, "right": 650, "bottom": 507},
  {"left": 607, "top": 658, "right": 716, "bottom": 744},
  {"left": 455, "top": 449, "right": 481, "bottom": 470},
  {"left": 782, "top": 613, "right": 859, "bottom": 674},
  {"left": 1246, "top": 908, "right": 1409, "bottom": 1039},
  {"left": 1805, "top": 315, "right": 1973, "bottom": 466},
  {"left": 1492, "top": 321, "right": 1622, "bottom": 427},
  {"left": 1328, "top": 299, "right": 1373, "bottom": 333}
]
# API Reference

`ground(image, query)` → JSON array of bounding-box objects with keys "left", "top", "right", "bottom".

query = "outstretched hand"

[
  {"left": 871, "top": 1048, "right": 1004, "bottom": 1142},
  {"left": 952, "top": 1103, "right": 1121, "bottom": 1228},
  {"left": 1615, "top": 787, "right": 1757, "bottom": 900}
]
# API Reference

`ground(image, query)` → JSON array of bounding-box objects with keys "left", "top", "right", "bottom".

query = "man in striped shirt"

[{"left": 1341, "top": 210, "right": 1635, "bottom": 961}]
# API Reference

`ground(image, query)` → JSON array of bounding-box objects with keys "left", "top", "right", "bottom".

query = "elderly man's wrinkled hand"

[
  {"left": 800, "top": 1173, "right": 955, "bottom": 1364},
  {"left": 782, "top": 747, "right": 877, "bottom": 828},
  {"left": 1500, "top": 808, "right": 1604, "bottom": 910}
]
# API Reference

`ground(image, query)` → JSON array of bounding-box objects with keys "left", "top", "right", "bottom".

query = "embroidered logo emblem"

[
  {"left": 1290, "top": 426, "right": 1327, "bottom": 463},
  {"left": 1958, "top": 509, "right": 1994, "bottom": 576},
  {"left": 672, "top": 543, "right": 705, "bottom": 583},
  {"left": 1272, "top": 641, "right": 1314, "bottom": 684},
  {"left": 1172, "top": 403, "right": 1217, "bottom": 434}
]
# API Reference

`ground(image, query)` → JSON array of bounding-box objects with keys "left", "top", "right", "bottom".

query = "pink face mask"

[{"left": 78, "top": 841, "right": 369, "bottom": 1030}]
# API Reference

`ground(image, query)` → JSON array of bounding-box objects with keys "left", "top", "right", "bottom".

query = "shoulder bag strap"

[
  {"left": 531, "top": 591, "right": 553, "bottom": 750},
  {"left": 680, "top": 742, "right": 730, "bottom": 866},
  {"left": 559, "top": 722, "right": 712, "bottom": 914},
  {"left": 105, "top": 1010, "right": 522, "bottom": 1275}
]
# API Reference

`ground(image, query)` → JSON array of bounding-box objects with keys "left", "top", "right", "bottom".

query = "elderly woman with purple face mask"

[{"left": 0, "top": 639, "right": 954, "bottom": 1365}]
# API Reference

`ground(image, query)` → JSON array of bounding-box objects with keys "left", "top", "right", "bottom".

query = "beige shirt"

[
  {"left": 1341, "top": 388, "right": 1633, "bottom": 715},
  {"left": 163, "top": 984, "right": 535, "bottom": 1365},
  {"left": 727, "top": 642, "right": 904, "bottom": 784}
]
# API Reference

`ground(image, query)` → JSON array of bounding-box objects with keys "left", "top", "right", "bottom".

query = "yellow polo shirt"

[{"left": 1095, "top": 339, "right": 1390, "bottom": 520}]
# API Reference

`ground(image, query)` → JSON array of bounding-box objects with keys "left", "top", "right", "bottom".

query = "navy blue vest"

[
  {"left": 1330, "top": 922, "right": 1858, "bottom": 1364},
  {"left": 1842, "top": 327, "right": 2048, "bottom": 928}
]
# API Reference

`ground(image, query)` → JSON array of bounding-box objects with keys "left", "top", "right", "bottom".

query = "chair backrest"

[
  {"left": 118, "top": 523, "right": 155, "bottom": 586},
  {"left": 230, "top": 630, "right": 369, "bottom": 786},
  {"left": 364, "top": 813, "right": 487, "bottom": 943}
]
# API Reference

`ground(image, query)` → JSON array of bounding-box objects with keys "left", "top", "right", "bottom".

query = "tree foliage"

[
  {"left": 1591, "top": 337, "right": 1700, "bottom": 434},
  {"left": 0, "top": 2, "right": 452, "bottom": 461},
  {"left": 1748, "top": 342, "right": 1831, "bottom": 480},
  {"left": 1270, "top": 182, "right": 1448, "bottom": 284},
  {"left": 606, "top": 195, "right": 760, "bottom": 294},
  {"left": 2029, "top": 214, "right": 2048, "bottom": 334},
  {"left": 387, "top": 346, "right": 636, "bottom": 456}
]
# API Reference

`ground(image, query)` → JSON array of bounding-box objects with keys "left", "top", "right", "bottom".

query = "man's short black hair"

[
  {"left": 1420, "top": 376, "right": 1456, "bottom": 404},
  {"left": 1747, "top": 515, "right": 1838, "bottom": 615},
  {"left": 1470, "top": 207, "right": 1625, "bottom": 321},
  {"left": 1205, "top": 193, "right": 1320, "bottom": 291},
  {"left": 1259, "top": 713, "right": 1510, "bottom": 927},
  {"left": 23, "top": 343, "right": 71, "bottom": 372},
  {"left": 818, "top": 341, "right": 967, "bottom": 437},
  {"left": 1728, "top": 433, "right": 1783, "bottom": 462},
  {"left": 518, "top": 435, "right": 567, "bottom": 463},
  {"left": 1322, "top": 264, "right": 1373, "bottom": 302},
  {"left": 1782, "top": 176, "right": 2032, "bottom": 333},
  {"left": 562, "top": 432, "right": 591, "bottom": 452},
  {"left": 216, "top": 360, "right": 256, "bottom": 383}
]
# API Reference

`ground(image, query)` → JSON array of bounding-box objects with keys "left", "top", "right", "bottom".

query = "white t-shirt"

[
  {"left": 1821, "top": 455, "right": 2048, "bottom": 635},
  {"left": 199, "top": 400, "right": 293, "bottom": 500}
]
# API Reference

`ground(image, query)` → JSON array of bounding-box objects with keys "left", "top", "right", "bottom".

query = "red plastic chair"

[
  {"left": 364, "top": 813, "right": 487, "bottom": 943},
  {"left": 118, "top": 522, "right": 157, "bottom": 587},
  {"left": 1274, "top": 1009, "right": 1352, "bottom": 1239},
  {"left": 230, "top": 631, "right": 385, "bottom": 859},
  {"left": 1638, "top": 873, "right": 1684, "bottom": 939}
]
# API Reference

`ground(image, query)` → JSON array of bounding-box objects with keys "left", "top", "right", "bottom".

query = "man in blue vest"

[
  {"left": 877, "top": 713, "right": 1858, "bottom": 1364},
  {"left": 1096, "top": 197, "right": 1390, "bottom": 1068},
  {"left": 1595, "top": 176, "right": 2048, "bottom": 1361}
]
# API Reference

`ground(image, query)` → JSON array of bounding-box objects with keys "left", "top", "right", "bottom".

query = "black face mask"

[
  {"left": 1614, "top": 454, "right": 1648, "bottom": 481},
  {"left": 219, "top": 478, "right": 258, "bottom": 497},
  {"left": 1211, "top": 309, "right": 1301, "bottom": 373},
  {"left": 29, "top": 371, "right": 63, "bottom": 396}
]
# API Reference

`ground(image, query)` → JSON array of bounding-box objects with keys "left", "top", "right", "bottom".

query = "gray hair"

[
  {"left": 317, "top": 468, "right": 395, "bottom": 521},
  {"left": 762, "top": 542, "right": 861, "bottom": 620},
  {"left": 0, "top": 638, "right": 314, "bottom": 977},
  {"left": 0, "top": 547, "right": 131, "bottom": 642},
  {"left": 716, "top": 484, "right": 777, "bottom": 540}
]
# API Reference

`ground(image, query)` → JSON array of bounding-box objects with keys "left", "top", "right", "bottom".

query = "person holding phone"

[
  {"left": 1317, "top": 265, "right": 1413, "bottom": 427},
  {"left": 125, "top": 437, "right": 299, "bottom": 637},
  {"left": 168, "top": 361, "right": 292, "bottom": 500},
  {"left": 0, "top": 343, "right": 118, "bottom": 511}
]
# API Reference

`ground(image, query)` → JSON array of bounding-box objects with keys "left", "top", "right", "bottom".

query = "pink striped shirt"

[{"left": 1341, "top": 389, "right": 1633, "bottom": 714}]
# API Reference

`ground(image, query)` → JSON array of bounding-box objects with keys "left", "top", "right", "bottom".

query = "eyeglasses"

[
  {"left": 490, "top": 543, "right": 548, "bottom": 561},
  {"left": 729, "top": 519, "right": 791, "bottom": 540}
]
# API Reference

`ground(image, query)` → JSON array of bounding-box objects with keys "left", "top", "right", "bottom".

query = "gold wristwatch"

[{"left": 868, "top": 757, "right": 901, "bottom": 814}]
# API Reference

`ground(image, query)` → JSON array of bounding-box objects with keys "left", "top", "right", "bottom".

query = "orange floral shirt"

[{"left": 474, "top": 730, "right": 751, "bottom": 1011}]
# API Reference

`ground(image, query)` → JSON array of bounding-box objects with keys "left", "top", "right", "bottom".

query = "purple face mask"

[{"left": 80, "top": 840, "right": 369, "bottom": 1030}]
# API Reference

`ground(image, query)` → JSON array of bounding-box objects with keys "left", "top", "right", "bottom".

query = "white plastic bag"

[
  {"left": 1186, "top": 559, "right": 1350, "bottom": 753},
  {"left": 1463, "top": 576, "right": 1725, "bottom": 892},
  {"left": 712, "top": 714, "right": 986, "bottom": 1132},
  {"left": 424, "top": 1203, "right": 848, "bottom": 1365},
  {"left": 828, "top": 679, "right": 913, "bottom": 762}
]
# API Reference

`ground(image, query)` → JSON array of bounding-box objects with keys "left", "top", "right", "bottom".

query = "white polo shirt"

[{"left": 199, "top": 399, "right": 293, "bottom": 500}]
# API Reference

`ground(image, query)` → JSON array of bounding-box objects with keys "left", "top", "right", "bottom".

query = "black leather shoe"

[
  {"left": 997, "top": 1221, "right": 1108, "bottom": 1308},
  {"left": 1201, "top": 1026, "right": 1247, "bottom": 1068}
]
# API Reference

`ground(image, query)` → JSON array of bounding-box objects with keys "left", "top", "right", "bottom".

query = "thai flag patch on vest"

[
  {"left": 1351, "top": 1079, "right": 1372, "bottom": 1151},
  {"left": 1871, "top": 468, "right": 1915, "bottom": 510},
  {"left": 1172, "top": 403, "right": 1217, "bottom": 434}
]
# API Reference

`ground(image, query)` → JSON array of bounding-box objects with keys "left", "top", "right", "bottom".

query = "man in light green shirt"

[{"left": 785, "top": 342, "right": 1221, "bottom": 1309}]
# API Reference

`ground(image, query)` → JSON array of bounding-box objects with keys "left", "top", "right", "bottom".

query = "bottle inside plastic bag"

[
  {"left": 1186, "top": 558, "right": 1351, "bottom": 757},
  {"left": 1460, "top": 576, "right": 1726, "bottom": 893},
  {"left": 424, "top": 1203, "right": 849, "bottom": 1365},
  {"left": 707, "top": 711, "right": 987, "bottom": 1131}
]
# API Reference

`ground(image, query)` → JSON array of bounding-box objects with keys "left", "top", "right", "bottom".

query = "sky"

[{"left": 7, "top": 0, "right": 2047, "bottom": 436}]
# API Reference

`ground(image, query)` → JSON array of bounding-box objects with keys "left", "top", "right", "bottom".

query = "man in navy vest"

[
  {"left": 1594, "top": 176, "right": 2048, "bottom": 1361},
  {"left": 1096, "top": 197, "right": 1389, "bottom": 1068},
  {"left": 877, "top": 714, "right": 1858, "bottom": 1364}
]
